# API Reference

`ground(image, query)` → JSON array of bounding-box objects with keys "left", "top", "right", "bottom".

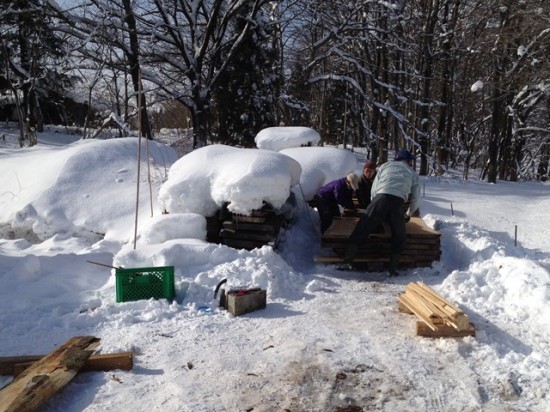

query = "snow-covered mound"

[
  {"left": 158, "top": 144, "right": 302, "bottom": 216},
  {"left": 0, "top": 137, "right": 177, "bottom": 241},
  {"left": 255, "top": 126, "right": 321, "bottom": 151},
  {"left": 280, "top": 146, "right": 359, "bottom": 200}
]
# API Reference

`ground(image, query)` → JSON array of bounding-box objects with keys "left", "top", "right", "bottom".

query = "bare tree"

[{"left": 136, "top": 0, "right": 272, "bottom": 148}]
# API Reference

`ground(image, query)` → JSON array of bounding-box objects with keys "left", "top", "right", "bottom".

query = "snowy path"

[{"left": 40, "top": 268, "right": 524, "bottom": 412}]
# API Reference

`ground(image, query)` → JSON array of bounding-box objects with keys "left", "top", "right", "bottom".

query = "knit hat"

[
  {"left": 346, "top": 173, "right": 359, "bottom": 190},
  {"left": 363, "top": 160, "right": 377, "bottom": 171},
  {"left": 395, "top": 149, "right": 415, "bottom": 162}
]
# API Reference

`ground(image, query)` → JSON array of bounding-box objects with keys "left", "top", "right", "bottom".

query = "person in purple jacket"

[{"left": 314, "top": 173, "right": 359, "bottom": 233}]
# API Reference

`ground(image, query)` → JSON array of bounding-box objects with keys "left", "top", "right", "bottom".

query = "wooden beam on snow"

[
  {"left": 416, "top": 321, "right": 476, "bottom": 338},
  {"left": 0, "top": 352, "right": 133, "bottom": 377},
  {"left": 0, "top": 336, "right": 100, "bottom": 412}
]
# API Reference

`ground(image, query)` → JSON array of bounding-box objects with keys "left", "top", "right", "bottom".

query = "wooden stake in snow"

[
  {"left": 133, "top": 70, "right": 143, "bottom": 250},
  {"left": 146, "top": 136, "right": 153, "bottom": 218}
]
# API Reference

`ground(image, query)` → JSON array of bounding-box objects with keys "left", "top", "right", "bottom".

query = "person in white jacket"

[{"left": 339, "top": 149, "right": 421, "bottom": 274}]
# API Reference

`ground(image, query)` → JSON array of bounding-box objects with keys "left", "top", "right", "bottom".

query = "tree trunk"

[
  {"left": 435, "top": 0, "right": 459, "bottom": 174},
  {"left": 537, "top": 137, "right": 549, "bottom": 181},
  {"left": 190, "top": 100, "right": 211, "bottom": 149},
  {"left": 417, "top": 0, "right": 440, "bottom": 176},
  {"left": 122, "top": 0, "right": 153, "bottom": 140}
]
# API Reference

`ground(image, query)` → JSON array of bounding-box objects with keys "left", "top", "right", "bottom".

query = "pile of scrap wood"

[
  {"left": 315, "top": 216, "right": 441, "bottom": 269},
  {"left": 398, "top": 282, "right": 475, "bottom": 338},
  {"left": 0, "top": 336, "right": 132, "bottom": 412}
]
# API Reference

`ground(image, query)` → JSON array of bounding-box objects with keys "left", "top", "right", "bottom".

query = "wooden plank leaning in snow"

[
  {"left": 0, "top": 336, "right": 100, "bottom": 412},
  {"left": 398, "top": 282, "right": 475, "bottom": 338}
]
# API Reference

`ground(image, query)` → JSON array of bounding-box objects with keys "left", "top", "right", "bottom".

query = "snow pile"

[
  {"left": 1, "top": 137, "right": 177, "bottom": 242},
  {"left": 158, "top": 144, "right": 302, "bottom": 216},
  {"left": 254, "top": 126, "right": 321, "bottom": 151},
  {"left": 281, "top": 146, "right": 359, "bottom": 200}
]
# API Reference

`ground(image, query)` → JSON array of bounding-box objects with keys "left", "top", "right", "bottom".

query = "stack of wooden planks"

[
  {"left": 219, "top": 208, "right": 287, "bottom": 250},
  {"left": 398, "top": 282, "right": 475, "bottom": 338},
  {"left": 315, "top": 216, "right": 441, "bottom": 269}
]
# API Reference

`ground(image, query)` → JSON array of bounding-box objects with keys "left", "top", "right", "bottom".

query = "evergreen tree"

[
  {"left": 0, "top": 0, "right": 74, "bottom": 145},
  {"left": 213, "top": 8, "right": 277, "bottom": 147}
]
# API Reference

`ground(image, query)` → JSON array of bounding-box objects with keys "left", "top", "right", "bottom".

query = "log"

[
  {"left": 0, "top": 352, "right": 133, "bottom": 377},
  {"left": 0, "top": 336, "right": 100, "bottom": 412}
]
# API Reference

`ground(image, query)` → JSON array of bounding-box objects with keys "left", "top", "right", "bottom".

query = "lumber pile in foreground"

[{"left": 398, "top": 282, "right": 475, "bottom": 338}]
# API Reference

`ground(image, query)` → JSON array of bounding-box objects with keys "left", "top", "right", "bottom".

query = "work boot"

[
  {"left": 337, "top": 243, "right": 359, "bottom": 271},
  {"left": 388, "top": 253, "right": 401, "bottom": 276}
]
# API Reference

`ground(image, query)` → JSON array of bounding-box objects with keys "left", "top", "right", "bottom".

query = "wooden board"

[
  {"left": 416, "top": 321, "right": 476, "bottom": 338},
  {"left": 221, "top": 238, "right": 271, "bottom": 250},
  {"left": 219, "top": 229, "right": 275, "bottom": 242},
  {"left": 328, "top": 239, "right": 441, "bottom": 249},
  {"left": 0, "top": 336, "right": 100, "bottom": 412},
  {"left": 398, "top": 293, "right": 438, "bottom": 331},
  {"left": 315, "top": 255, "right": 416, "bottom": 264},
  {"left": 314, "top": 247, "right": 436, "bottom": 266},
  {"left": 322, "top": 217, "right": 441, "bottom": 240},
  {"left": 0, "top": 352, "right": 133, "bottom": 377},
  {"left": 222, "top": 221, "right": 276, "bottom": 233},
  {"left": 231, "top": 215, "right": 266, "bottom": 223}
]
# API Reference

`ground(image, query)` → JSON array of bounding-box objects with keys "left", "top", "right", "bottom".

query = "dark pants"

[
  {"left": 348, "top": 193, "right": 406, "bottom": 253},
  {"left": 314, "top": 196, "right": 340, "bottom": 233}
]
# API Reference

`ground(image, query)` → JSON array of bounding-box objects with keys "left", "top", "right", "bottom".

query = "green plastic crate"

[{"left": 115, "top": 266, "right": 175, "bottom": 303}]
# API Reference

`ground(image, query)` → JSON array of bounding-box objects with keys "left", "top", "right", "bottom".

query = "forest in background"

[{"left": 1, "top": 0, "right": 549, "bottom": 182}]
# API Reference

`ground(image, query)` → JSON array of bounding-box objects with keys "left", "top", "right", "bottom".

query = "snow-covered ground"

[{"left": 0, "top": 126, "right": 549, "bottom": 411}]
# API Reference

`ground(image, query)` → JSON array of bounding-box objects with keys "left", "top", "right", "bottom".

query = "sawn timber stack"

[
  {"left": 315, "top": 216, "right": 441, "bottom": 269},
  {"left": 398, "top": 282, "right": 475, "bottom": 338},
  {"left": 207, "top": 204, "right": 287, "bottom": 250}
]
